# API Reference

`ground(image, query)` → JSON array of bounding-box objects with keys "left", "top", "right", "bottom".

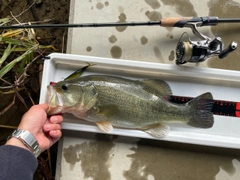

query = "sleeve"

[{"left": 0, "top": 145, "right": 38, "bottom": 180}]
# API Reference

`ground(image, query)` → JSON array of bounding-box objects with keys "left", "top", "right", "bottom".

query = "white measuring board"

[{"left": 40, "top": 53, "right": 240, "bottom": 149}]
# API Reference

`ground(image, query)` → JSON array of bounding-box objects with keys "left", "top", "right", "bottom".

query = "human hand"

[{"left": 17, "top": 103, "right": 63, "bottom": 152}]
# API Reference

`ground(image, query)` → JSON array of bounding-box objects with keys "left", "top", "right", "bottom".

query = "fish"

[{"left": 47, "top": 75, "right": 214, "bottom": 138}]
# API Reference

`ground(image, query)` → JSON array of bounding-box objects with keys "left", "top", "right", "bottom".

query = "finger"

[
  {"left": 43, "top": 123, "right": 62, "bottom": 132},
  {"left": 49, "top": 115, "right": 63, "bottom": 124},
  {"left": 49, "top": 130, "right": 62, "bottom": 141},
  {"left": 38, "top": 103, "right": 49, "bottom": 111}
]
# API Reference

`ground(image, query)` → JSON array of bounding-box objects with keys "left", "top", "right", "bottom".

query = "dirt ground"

[{"left": 0, "top": 0, "right": 70, "bottom": 179}]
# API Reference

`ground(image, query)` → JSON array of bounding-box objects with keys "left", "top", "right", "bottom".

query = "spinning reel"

[{"left": 175, "top": 23, "right": 238, "bottom": 65}]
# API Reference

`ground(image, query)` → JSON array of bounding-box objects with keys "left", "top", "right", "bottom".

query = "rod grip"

[
  {"left": 160, "top": 16, "right": 218, "bottom": 28},
  {"left": 160, "top": 17, "right": 193, "bottom": 27}
]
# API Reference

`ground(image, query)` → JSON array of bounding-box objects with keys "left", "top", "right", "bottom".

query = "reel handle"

[{"left": 218, "top": 41, "right": 238, "bottom": 59}]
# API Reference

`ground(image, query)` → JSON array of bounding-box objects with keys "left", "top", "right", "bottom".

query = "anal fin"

[{"left": 141, "top": 123, "right": 170, "bottom": 138}]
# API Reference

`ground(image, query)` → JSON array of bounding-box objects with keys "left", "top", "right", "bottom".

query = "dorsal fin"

[
  {"left": 140, "top": 79, "right": 172, "bottom": 96},
  {"left": 64, "top": 63, "right": 95, "bottom": 80}
]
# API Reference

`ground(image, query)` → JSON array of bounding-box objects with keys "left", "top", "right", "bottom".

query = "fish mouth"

[{"left": 47, "top": 85, "right": 64, "bottom": 115}]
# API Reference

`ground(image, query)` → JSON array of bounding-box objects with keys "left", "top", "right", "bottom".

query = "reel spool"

[{"left": 176, "top": 41, "right": 208, "bottom": 64}]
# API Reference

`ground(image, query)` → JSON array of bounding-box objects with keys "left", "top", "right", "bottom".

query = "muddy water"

[
  {"left": 105, "top": 1, "right": 109, "bottom": 6},
  {"left": 63, "top": 134, "right": 115, "bottom": 180},
  {"left": 168, "top": 50, "right": 175, "bottom": 61},
  {"left": 207, "top": 0, "right": 240, "bottom": 70},
  {"left": 123, "top": 140, "right": 240, "bottom": 180},
  {"left": 96, "top": 2, "right": 104, "bottom": 10},
  {"left": 153, "top": 46, "right": 164, "bottom": 62},
  {"left": 116, "top": 13, "right": 128, "bottom": 32},
  {"left": 86, "top": 46, "right": 92, "bottom": 52},
  {"left": 108, "top": 35, "right": 118, "bottom": 43},
  {"left": 145, "top": 11, "right": 162, "bottom": 21},
  {"left": 110, "top": 45, "right": 122, "bottom": 58},
  {"left": 62, "top": 134, "right": 240, "bottom": 180},
  {"left": 118, "top": 6, "right": 124, "bottom": 13},
  {"left": 140, "top": 36, "right": 148, "bottom": 45},
  {"left": 145, "top": 0, "right": 161, "bottom": 9}
]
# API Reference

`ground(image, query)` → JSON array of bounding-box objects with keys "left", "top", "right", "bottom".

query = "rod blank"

[{"left": 0, "top": 21, "right": 161, "bottom": 29}]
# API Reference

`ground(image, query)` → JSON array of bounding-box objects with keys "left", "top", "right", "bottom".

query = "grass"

[
  {"left": 0, "top": 16, "right": 58, "bottom": 179},
  {"left": 0, "top": 17, "right": 56, "bottom": 114}
]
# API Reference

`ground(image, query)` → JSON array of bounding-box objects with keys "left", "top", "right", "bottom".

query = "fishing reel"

[{"left": 175, "top": 23, "right": 238, "bottom": 65}]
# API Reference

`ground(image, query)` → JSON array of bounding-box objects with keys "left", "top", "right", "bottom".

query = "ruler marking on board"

[{"left": 167, "top": 95, "right": 240, "bottom": 118}]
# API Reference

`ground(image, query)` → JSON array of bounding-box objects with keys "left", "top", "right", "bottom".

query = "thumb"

[{"left": 38, "top": 103, "right": 49, "bottom": 111}]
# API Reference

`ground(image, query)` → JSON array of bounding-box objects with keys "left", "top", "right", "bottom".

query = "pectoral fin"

[
  {"left": 142, "top": 123, "right": 170, "bottom": 138},
  {"left": 96, "top": 121, "right": 113, "bottom": 133}
]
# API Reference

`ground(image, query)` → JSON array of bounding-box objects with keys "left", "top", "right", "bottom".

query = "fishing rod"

[{"left": 1, "top": 16, "right": 240, "bottom": 65}]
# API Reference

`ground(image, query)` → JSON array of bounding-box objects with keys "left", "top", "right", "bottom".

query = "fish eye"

[{"left": 61, "top": 84, "right": 68, "bottom": 91}]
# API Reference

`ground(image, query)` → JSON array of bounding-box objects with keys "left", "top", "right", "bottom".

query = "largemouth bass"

[{"left": 47, "top": 75, "right": 214, "bottom": 138}]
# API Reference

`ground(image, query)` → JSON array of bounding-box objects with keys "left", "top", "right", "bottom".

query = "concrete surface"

[{"left": 56, "top": 0, "right": 240, "bottom": 179}]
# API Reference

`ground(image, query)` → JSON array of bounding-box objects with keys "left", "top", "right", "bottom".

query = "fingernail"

[
  {"left": 52, "top": 117, "right": 58, "bottom": 123},
  {"left": 45, "top": 124, "right": 51, "bottom": 130}
]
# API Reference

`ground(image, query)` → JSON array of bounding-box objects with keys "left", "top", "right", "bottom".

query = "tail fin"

[{"left": 187, "top": 92, "right": 214, "bottom": 128}]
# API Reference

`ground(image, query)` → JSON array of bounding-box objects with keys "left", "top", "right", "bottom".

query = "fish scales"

[{"left": 80, "top": 76, "right": 188, "bottom": 126}]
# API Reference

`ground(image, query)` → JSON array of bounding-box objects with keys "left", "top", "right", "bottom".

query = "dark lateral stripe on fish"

[{"left": 166, "top": 95, "right": 240, "bottom": 118}]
